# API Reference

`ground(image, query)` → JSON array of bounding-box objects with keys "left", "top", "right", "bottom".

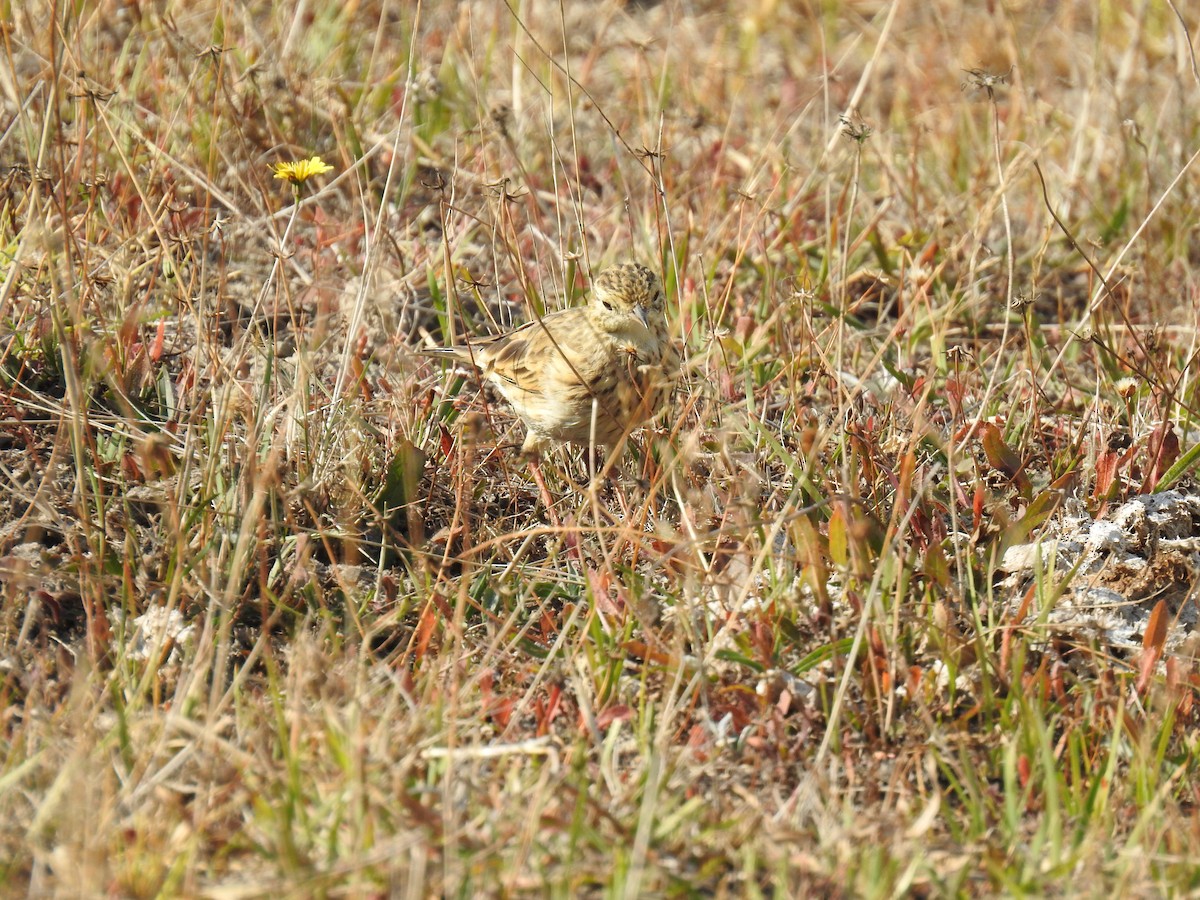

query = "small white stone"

[
  {"left": 127, "top": 606, "right": 194, "bottom": 661},
  {"left": 1000, "top": 541, "right": 1060, "bottom": 573},
  {"left": 1085, "top": 521, "right": 1126, "bottom": 553}
]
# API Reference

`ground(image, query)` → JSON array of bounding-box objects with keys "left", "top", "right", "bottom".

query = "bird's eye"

[{"left": 601, "top": 301, "right": 614, "bottom": 311}]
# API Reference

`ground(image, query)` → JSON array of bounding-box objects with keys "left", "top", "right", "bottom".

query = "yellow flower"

[{"left": 271, "top": 156, "right": 334, "bottom": 185}]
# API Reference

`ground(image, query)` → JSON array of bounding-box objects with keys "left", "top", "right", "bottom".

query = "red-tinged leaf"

[
  {"left": 1000, "top": 617, "right": 1015, "bottom": 680},
  {"left": 1017, "top": 754, "right": 1031, "bottom": 789},
  {"left": 589, "top": 568, "right": 624, "bottom": 617},
  {"left": 595, "top": 704, "right": 633, "bottom": 729},
  {"left": 1096, "top": 430, "right": 1135, "bottom": 500},
  {"left": 414, "top": 601, "right": 438, "bottom": 662},
  {"left": 1049, "top": 469, "right": 1079, "bottom": 493},
  {"left": 1010, "top": 581, "right": 1036, "bottom": 623},
  {"left": 490, "top": 697, "right": 514, "bottom": 729},
  {"left": 1050, "top": 661, "right": 1066, "bottom": 702},
  {"left": 87, "top": 597, "right": 113, "bottom": 658},
  {"left": 35, "top": 590, "right": 63, "bottom": 626},
  {"left": 1144, "top": 422, "right": 1180, "bottom": 491},
  {"left": 536, "top": 684, "right": 563, "bottom": 736},
  {"left": 869, "top": 625, "right": 886, "bottom": 658},
  {"left": 1093, "top": 449, "right": 1120, "bottom": 500},
  {"left": 350, "top": 355, "right": 370, "bottom": 400},
  {"left": 622, "top": 640, "right": 680, "bottom": 668},
  {"left": 538, "top": 608, "right": 556, "bottom": 643},
  {"left": 121, "top": 452, "right": 143, "bottom": 482},
  {"left": 979, "top": 423, "right": 1015, "bottom": 472},
  {"left": 588, "top": 567, "right": 612, "bottom": 596},
  {"left": 150, "top": 320, "right": 166, "bottom": 362},
  {"left": 439, "top": 424, "right": 454, "bottom": 457},
  {"left": 686, "top": 724, "right": 710, "bottom": 756},
  {"left": 980, "top": 423, "right": 1032, "bottom": 494},
  {"left": 1166, "top": 656, "right": 1182, "bottom": 693},
  {"left": 175, "top": 360, "right": 195, "bottom": 396},
  {"left": 845, "top": 589, "right": 863, "bottom": 614},
  {"left": 1136, "top": 599, "right": 1168, "bottom": 695},
  {"left": 119, "top": 307, "right": 139, "bottom": 345},
  {"left": 897, "top": 450, "right": 917, "bottom": 503},
  {"left": 906, "top": 666, "right": 924, "bottom": 698},
  {"left": 1144, "top": 598, "right": 1168, "bottom": 653},
  {"left": 1167, "top": 658, "right": 1197, "bottom": 717},
  {"left": 1022, "top": 663, "right": 1049, "bottom": 699},
  {"left": 479, "top": 669, "right": 514, "bottom": 728}
]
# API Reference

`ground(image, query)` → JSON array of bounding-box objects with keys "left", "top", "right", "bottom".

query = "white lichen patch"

[
  {"left": 119, "top": 605, "right": 196, "bottom": 662},
  {"left": 999, "top": 492, "right": 1200, "bottom": 651}
]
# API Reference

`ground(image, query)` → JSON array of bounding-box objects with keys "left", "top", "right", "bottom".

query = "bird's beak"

[{"left": 633, "top": 304, "right": 651, "bottom": 329}]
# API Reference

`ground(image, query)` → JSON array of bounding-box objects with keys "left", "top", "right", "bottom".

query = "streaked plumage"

[{"left": 422, "top": 262, "right": 679, "bottom": 455}]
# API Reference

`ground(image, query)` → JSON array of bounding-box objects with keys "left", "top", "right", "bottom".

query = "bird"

[{"left": 421, "top": 262, "right": 679, "bottom": 457}]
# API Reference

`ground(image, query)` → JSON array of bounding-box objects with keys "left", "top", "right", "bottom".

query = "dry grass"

[{"left": 4, "top": 0, "right": 1200, "bottom": 895}]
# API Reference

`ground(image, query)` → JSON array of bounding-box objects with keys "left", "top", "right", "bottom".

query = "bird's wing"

[
  {"left": 482, "top": 311, "right": 599, "bottom": 391},
  {"left": 421, "top": 309, "right": 601, "bottom": 391}
]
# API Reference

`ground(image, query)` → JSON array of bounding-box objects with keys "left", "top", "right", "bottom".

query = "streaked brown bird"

[{"left": 422, "top": 262, "right": 679, "bottom": 456}]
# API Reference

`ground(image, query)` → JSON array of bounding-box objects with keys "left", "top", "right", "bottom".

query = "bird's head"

[{"left": 588, "top": 262, "right": 666, "bottom": 336}]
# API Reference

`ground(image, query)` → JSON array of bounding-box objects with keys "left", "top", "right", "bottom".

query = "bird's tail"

[{"left": 418, "top": 345, "right": 480, "bottom": 366}]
